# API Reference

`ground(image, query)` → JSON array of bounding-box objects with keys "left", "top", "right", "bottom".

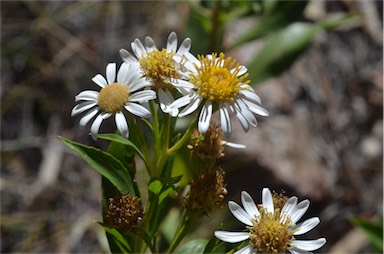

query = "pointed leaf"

[
  {"left": 247, "top": 22, "right": 320, "bottom": 84},
  {"left": 98, "top": 223, "right": 132, "bottom": 253},
  {"left": 98, "top": 133, "right": 145, "bottom": 161},
  {"left": 60, "top": 137, "right": 135, "bottom": 194}
]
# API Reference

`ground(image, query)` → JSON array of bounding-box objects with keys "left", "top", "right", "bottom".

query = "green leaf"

[
  {"left": 97, "top": 133, "right": 145, "bottom": 161},
  {"left": 148, "top": 176, "right": 182, "bottom": 204},
  {"left": 179, "top": 239, "right": 208, "bottom": 254},
  {"left": 146, "top": 176, "right": 182, "bottom": 238},
  {"left": 247, "top": 22, "right": 320, "bottom": 84},
  {"left": 98, "top": 223, "right": 132, "bottom": 253},
  {"left": 60, "top": 137, "right": 135, "bottom": 194},
  {"left": 350, "top": 217, "right": 383, "bottom": 252},
  {"left": 228, "top": 1, "right": 308, "bottom": 50},
  {"left": 204, "top": 234, "right": 227, "bottom": 253}
]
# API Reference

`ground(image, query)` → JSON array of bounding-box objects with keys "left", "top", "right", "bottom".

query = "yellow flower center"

[
  {"left": 249, "top": 207, "right": 294, "bottom": 254},
  {"left": 190, "top": 52, "right": 250, "bottom": 103},
  {"left": 98, "top": 83, "right": 129, "bottom": 114},
  {"left": 139, "top": 49, "right": 178, "bottom": 90}
]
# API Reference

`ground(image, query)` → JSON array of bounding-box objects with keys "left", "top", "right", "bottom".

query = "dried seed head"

[
  {"left": 105, "top": 193, "right": 144, "bottom": 231},
  {"left": 188, "top": 123, "right": 224, "bottom": 160},
  {"left": 185, "top": 168, "right": 227, "bottom": 215}
]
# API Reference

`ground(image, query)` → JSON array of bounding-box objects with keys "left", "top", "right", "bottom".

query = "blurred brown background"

[{"left": 1, "top": 1, "right": 382, "bottom": 253}]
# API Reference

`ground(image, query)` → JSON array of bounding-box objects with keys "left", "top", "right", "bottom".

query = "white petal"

[
  {"left": 290, "top": 200, "right": 310, "bottom": 225},
  {"left": 219, "top": 106, "right": 232, "bottom": 138},
  {"left": 130, "top": 78, "right": 153, "bottom": 93},
  {"left": 115, "top": 112, "right": 129, "bottom": 138},
  {"left": 126, "top": 64, "right": 142, "bottom": 89},
  {"left": 166, "top": 31, "right": 177, "bottom": 52},
  {"left": 90, "top": 114, "right": 104, "bottom": 139},
  {"left": 262, "top": 188, "right": 274, "bottom": 214},
  {"left": 214, "top": 231, "right": 249, "bottom": 243},
  {"left": 293, "top": 217, "right": 320, "bottom": 235},
  {"left": 282, "top": 196, "right": 298, "bottom": 218},
  {"left": 234, "top": 245, "right": 254, "bottom": 254},
  {"left": 119, "top": 49, "right": 138, "bottom": 64},
  {"left": 117, "top": 62, "right": 130, "bottom": 85},
  {"left": 232, "top": 65, "right": 247, "bottom": 77},
  {"left": 240, "top": 88, "right": 261, "bottom": 104},
  {"left": 198, "top": 101, "right": 212, "bottom": 134},
  {"left": 158, "top": 89, "right": 178, "bottom": 116},
  {"left": 170, "top": 94, "right": 192, "bottom": 110},
  {"left": 132, "top": 39, "right": 147, "bottom": 59},
  {"left": 75, "top": 90, "right": 99, "bottom": 102},
  {"left": 71, "top": 102, "right": 97, "bottom": 116},
  {"left": 291, "top": 238, "right": 326, "bottom": 251},
  {"left": 106, "top": 63, "right": 116, "bottom": 84},
  {"left": 241, "top": 191, "right": 260, "bottom": 219},
  {"left": 231, "top": 105, "right": 249, "bottom": 132},
  {"left": 176, "top": 37, "right": 191, "bottom": 56},
  {"left": 79, "top": 108, "right": 99, "bottom": 126},
  {"left": 92, "top": 74, "right": 108, "bottom": 88},
  {"left": 228, "top": 201, "right": 253, "bottom": 226},
  {"left": 243, "top": 99, "right": 269, "bottom": 116},
  {"left": 124, "top": 102, "right": 151, "bottom": 118},
  {"left": 173, "top": 79, "right": 195, "bottom": 89},
  {"left": 237, "top": 100, "right": 257, "bottom": 127},
  {"left": 222, "top": 141, "right": 246, "bottom": 149},
  {"left": 144, "top": 36, "right": 157, "bottom": 52},
  {"left": 130, "top": 90, "right": 156, "bottom": 103},
  {"left": 178, "top": 95, "right": 202, "bottom": 117}
]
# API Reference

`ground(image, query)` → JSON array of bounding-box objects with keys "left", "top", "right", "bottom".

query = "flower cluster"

[
  {"left": 72, "top": 32, "right": 268, "bottom": 139},
  {"left": 67, "top": 31, "right": 326, "bottom": 254}
]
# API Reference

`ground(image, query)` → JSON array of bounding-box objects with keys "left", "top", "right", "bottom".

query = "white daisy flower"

[
  {"left": 71, "top": 62, "right": 156, "bottom": 139},
  {"left": 214, "top": 188, "right": 326, "bottom": 254},
  {"left": 171, "top": 52, "right": 269, "bottom": 137},
  {"left": 119, "top": 31, "right": 193, "bottom": 117}
]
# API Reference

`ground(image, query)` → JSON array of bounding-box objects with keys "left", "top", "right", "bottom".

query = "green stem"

[
  {"left": 155, "top": 114, "right": 171, "bottom": 176},
  {"left": 149, "top": 100, "right": 160, "bottom": 156},
  {"left": 134, "top": 228, "right": 157, "bottom": 253},
  {"left": 167, "top": 210, "right": 191, "bottom": 254},
  {"left": 167, "top": 117, "right": 197, "bottom": 155}
]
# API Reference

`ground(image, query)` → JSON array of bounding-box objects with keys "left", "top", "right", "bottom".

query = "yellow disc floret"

[
  {"left": 190, "top": 52, "right": 250, "bottom": 103},
  {"left": 249, "top": 207, "right": 294, "bottom": 254},
  {"left": 139, "top": 49, "right": 178, "bottom": 90},
  {"left": 98, "top": 83, "right": 129, "bottom": 114}
]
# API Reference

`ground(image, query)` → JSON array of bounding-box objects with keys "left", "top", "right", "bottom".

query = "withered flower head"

[
  {"left": 185, "top": 167, "right": 227, "bottom": 215},
  {"left": 105, "top": 193, "right": 144, "bottom": 231},
  {"left": 187, "top": 123, "right": 224, "bottom": 160}
]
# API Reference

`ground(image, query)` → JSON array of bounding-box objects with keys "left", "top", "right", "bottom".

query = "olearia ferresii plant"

[{"left": 63, "top": 31, "right": 326, "bottom": 253}]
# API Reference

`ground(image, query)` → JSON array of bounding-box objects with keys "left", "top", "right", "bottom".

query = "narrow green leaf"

[
  {"left": 148, "top": 176, "right": 182, "bottom": 204},
  {"left": 98, "top": 223, "right": 132, "bottom": 253},
  {"left": 179, "top": 239, "right": 208, "bottom": 254},
  {"left": 228, "top": 1, "right": 308, "bottom": 50},
  {"left": 60, "top": 137, "right": 135, "bottom": 194},
  {"left": 350, "top": 217, "right": 383, "bottom": 252},
  {"left": 98, "top": 133, "right": 145, "bottom": 161},
  {"left": 204, "top": 234, "right": 227, "bottom": 253},
  {"left": 247, "top": 22, "right": 320, "bottom": 84}
]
